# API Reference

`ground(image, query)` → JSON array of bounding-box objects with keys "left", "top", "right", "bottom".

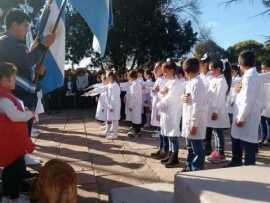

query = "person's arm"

[
  {"left": 0, "top": 99, "right": 34, "bottom": 122},
  {"left": 190, "top": 83, "right": 204, "bottom": 128}
]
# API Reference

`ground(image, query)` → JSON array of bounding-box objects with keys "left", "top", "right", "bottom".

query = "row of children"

[{"left": 89, "top": 50, "right": 270, "bottom": 171}]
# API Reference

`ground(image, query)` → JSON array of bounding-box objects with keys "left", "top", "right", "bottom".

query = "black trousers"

[
  {"left": 205, "top": 127, "right": 213, "bottom": 152},
  {"left": 2, "top": 156, "right": 26, "bottom": 199}
]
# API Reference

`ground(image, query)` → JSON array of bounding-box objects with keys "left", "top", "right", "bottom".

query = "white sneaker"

[
  {"left": 31, "top": 128, "right": 40, "bottom": 138},
  {"left": 24, "top": 154, "right": 41, "bottom": 166},
  {"left": 106, "top": 133, "right": 118, "bottom": 140}
]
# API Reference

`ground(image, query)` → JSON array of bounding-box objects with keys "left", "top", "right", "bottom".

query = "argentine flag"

[{"left": 39, "top": 0, "right": 65, "bottom": 95}]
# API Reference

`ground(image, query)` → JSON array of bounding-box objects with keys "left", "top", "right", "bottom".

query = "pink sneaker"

[{"left": 208, "top": 151, "right": 226, "bottom": 164}]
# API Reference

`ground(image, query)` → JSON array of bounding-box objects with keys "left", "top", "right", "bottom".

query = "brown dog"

[{"left": 30, "top": 159, "right": 77, "bottom": 203}]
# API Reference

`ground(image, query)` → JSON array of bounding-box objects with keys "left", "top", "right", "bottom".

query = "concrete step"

[
  {"left": 109, "top": 183, "right": 175, "bottom": 203},
  {"left": 175, "top": 165, "right": 270, "bottom": 203}
]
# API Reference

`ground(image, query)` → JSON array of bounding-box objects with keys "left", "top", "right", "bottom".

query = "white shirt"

[{"left": 0, "top": 98, "right": 33, "bottom": 122}]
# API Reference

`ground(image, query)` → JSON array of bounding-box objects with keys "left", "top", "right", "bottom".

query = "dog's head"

[{"left": 30, "top": 159, "right": 77, "bottom": 203}]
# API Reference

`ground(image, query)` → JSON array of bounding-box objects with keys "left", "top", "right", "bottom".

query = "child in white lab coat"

[
  {"left": 150, "top": 62, "right": 170, "bottom": 159},
  {"left": 229, "top": 51, "right": 263, "bottom": 167},
  {"left": 157, "top": 61, "right": 185, "bottom": 168},
  {"left": 105, "top": 72, "right": 121, "bottom": 140},
  {"left": 143, "top": 69, "right": 154, "bottom": 128},
  {"left": 199, "top": 54, "right": 214, "bottom": 155},
  {"left": 259, "top": 61, "right": 270, "bottom": 146},
  {"left": 207, "top": 60, "right": 232, "bottom": 164},
  {"left": 126, "top": 70, "right": 143, "bottom": 137},
  {"left": 181, "top": 58, "right": 208, "bottom": 172},
  {"left": 95, "top": 74, "right": 108, "bottom": 123}
]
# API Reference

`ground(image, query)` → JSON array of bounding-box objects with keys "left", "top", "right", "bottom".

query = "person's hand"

[
  {"left": 236, "top": 121, "right": 244, "bottom": 128},
  {"left": 182, "top": 94, "right": 191, "bottom": 104},
  {"left": 154, "top": 85, "right": 160, "bottom": 92},
  {"left": 36, "top": 65, "right": 46, "bottom": 77},
  {"left": 190, "top": 126, "right": 197, "bottom": 136},
  {"left": 43, "top": 33, "right": 56, "bottom": 48},
  {"left": 211, "top": 112, "right": 218, "bottom": 121},
  {"left": 129, "top": 108, "right": 133, "bottom": 112},
  {"left": 235, "top": 82, "right": 242, "bottom": 93}
]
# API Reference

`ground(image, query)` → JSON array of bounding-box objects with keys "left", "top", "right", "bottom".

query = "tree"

[
  {"left": 106, "top": 0, "right": 198, "bottom": 70},
  {"left": 194, "top": 40, "right": 226, "bottom": 60},
  {"left": 227, "top": 40, "right": 264, "bottom": 63}
]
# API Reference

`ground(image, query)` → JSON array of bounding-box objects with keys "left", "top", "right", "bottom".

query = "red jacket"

[{"left": 0, "top": 88, "right": 35, "bottom": 167}]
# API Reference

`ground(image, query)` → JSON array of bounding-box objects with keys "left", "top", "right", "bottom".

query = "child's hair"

[
  {"left": 210, "top": 59, "right": 232, "bottom": 95},
  {"left": 0, "top": 62, "right": 17, "bottom": 80},
  {"left": 176, "top": 66, "right": 185, "bottom": 77},
  {"left": 107, "top": 71, "right": 118, "bottom": 82},
  {"left": 154, "top": 61, "right": 162, "bottom": 69},
  {"left": 100, "top": 73, "right": 107, "bottom": 82},
  {"left": 30, "top": 159, "right": 77, "bottom": 203},
  {"left": 238, "top": 51, "right": 256, "bottom": 67},
  {"left": 162, "top": 61, "right": 177, "bottom": 74},
  {"left": 128, "top": 70, "right": 138, "bottom": 80},
  {"left": 183, "top": 58, "right": 200, "bottom": 74},
  {"left": 231, "top": 64, "right": 241, "bottom": 76}
]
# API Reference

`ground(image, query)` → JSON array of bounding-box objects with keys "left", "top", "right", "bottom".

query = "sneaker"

[
  {"left": 24, "top": 154, "right": 41, "bottom": 166},
  {"left": 208, "top": 151, "right": 226, "bottom": 164},
  {"left": 262, "top": 140, "right": 269, "bottom": 146},
  {"left": 106, "top": 133, "right": 118, "bottom": 140},
  {"left": 31, "top": 128, "right": 40, "bottom": 138},
  {"left": 151, "top": 131, "right": 160, "bottom": 138}
]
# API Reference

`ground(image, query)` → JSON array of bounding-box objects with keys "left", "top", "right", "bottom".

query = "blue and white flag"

[
  {"left": 39, "top": 0, "right": 65, "bottom": 94},
  {"left": 71, "top": 0, "right": 113, "bottom": 56}
]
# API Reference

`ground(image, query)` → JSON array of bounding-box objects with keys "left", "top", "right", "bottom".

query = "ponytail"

[
  {"left": 210, "top": 59, "right": 232, "bottom": 96},
  {"left": 221, "top": 59, "right": 232, "bottom": 96}
]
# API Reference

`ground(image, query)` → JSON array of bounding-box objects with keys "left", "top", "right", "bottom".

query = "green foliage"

[
  {"left": 194, "top": 40, "right": 226, "bottom": 60},
  {"left": 227, "top": 40, "right": 264, "bottom": 63}
]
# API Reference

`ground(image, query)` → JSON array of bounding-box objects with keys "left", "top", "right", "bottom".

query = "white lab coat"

[
  {"left": 227, "top": 76, "right": 242, "bottom": 114},
  {"left": 182, "top": 75, "right": 208, "bottom": 140},
  {"left": 262, "top": 83, "right": 270, "bottom": 118},
  {"left": 106, "top": 82, "right": 121, "bottom": 121},
  {"left": 143, "top": 79, "right": 154, "bottom": 108},
  {"left": 157, "top": 78, "right": 185, "bottom": 137},
  {"left": 200, "top": 72, "right": 213, "bottom": 90},
  {"left": 125, "top": 80, "right": 143, "bottom": 124},
  {"left": 207, "top": 75, "right": 230, "bottom": 129},
  {"left": 151, "top": 77, "right": 168, "bottom": 127},
  {"left": 94, "top": 86, "right": 108, "bottom": 121},
  {"left": 232, "top": 68, "right": 263, "bottom": 143}
]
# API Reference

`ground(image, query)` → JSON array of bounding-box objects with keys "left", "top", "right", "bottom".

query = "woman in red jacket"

[{"left": 0, "top": 62, "right": 35, "bottom": 202}]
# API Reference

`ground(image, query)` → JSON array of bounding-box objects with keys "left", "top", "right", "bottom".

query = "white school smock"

[
  {"left": 94, "top": 86, "right": 108, "bottom": 121},
  {"left": 143, "top": 79, "right": 154, "bottom": 108},
  {"left": 181, "top": 75, "right": 208, "bottom": 140},
  {"left": 106, "top": 82, "right": 121, "bottom": 121},
  {"left": 125, "top": 80, "right": 143, "bottom": 124},
  {"left": 232, "top": 68, "right": 263, "bottom": 143},
  {"left": 261, "top": 83, "right": 270, "bottom": 118},
  {"left": 227, "top": 76, "right": 242, "bottom": 114},
  {"left": 150, "top": 77, "right": 166, "bottom": 127},
  {"left": 157, "top": 78, "right": 185, "bottom": 137},
  {"left": 207, "top": 75, "right": 230, "bottom": 129}
]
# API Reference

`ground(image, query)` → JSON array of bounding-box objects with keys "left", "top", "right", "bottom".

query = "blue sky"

[{"left": 199, "top": 0, "right": 270, "bottom": 48}]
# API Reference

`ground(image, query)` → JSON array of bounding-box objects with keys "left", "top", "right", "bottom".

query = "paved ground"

[{"left": 1, "top": 109, "right": 270, "bottom": 202}]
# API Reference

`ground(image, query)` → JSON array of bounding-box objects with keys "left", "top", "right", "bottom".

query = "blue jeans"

[
  {"left": 213, "top": 128, "right": 225, "bottom": 154},
  {"left": 231, "top": 137, "right": 257, "bottom": 166},
  {"left": 168, "top": 137, "right": 179, "bottom": 153},
  {"left": 260, "top": 116, "right": 270, "bottom": 142},
  {"left": 186, "top": 139, "right": 205, "bottom": 171},
  {"left": 160, "top": 134, "right": 169, "bottom": 152}
]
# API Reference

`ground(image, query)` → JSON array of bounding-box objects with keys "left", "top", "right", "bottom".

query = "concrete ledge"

[
  {"left": 109, "top": 183, "right": 175, "bottom": 203},
  {"left": 175, "top": 165, "right": 270, "bottom": 203}
]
